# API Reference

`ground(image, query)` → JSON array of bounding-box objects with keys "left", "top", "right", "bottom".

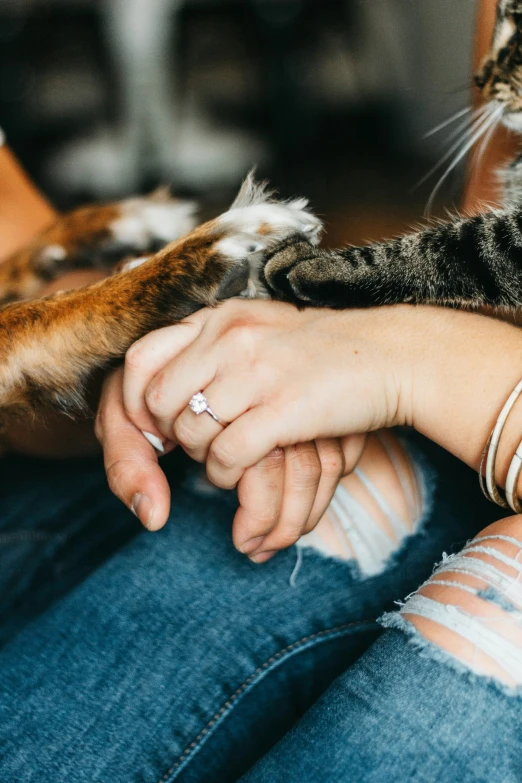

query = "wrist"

[
  {"left": 325, "top": 304, "right": 424, "bottom": 432},
  {"left": 410, "top": 307, "right": 522, "bottom": 475}
]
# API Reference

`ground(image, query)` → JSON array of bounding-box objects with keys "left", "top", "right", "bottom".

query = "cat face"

[{"left": 475, "top": 0, "right": 522, "bottom": 130}]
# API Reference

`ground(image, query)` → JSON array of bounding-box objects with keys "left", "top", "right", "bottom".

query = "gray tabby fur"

[{"left": 263, "top": 0, "right": 522, "bottom": 313}]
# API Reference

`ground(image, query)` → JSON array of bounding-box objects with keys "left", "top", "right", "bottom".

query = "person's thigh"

[
  {"left": 239, "top": 625, "right": 522, "bottom": 783},
  {"left": 240, "top": 515, "right": 522, "bottom": 783},
  {"left": 0, "top": 430, "right": 503, "bottom": 783},
  {"left": 0, "top": 453, "right": 144, "bottom": 647}
]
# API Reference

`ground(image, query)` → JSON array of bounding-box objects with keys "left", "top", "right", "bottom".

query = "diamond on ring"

[
  {"left": 189, "top": 392, "right": 208, "bottom": 415},
  {"left": 189, "top": 392, "right": 228, "bottom": 426}
]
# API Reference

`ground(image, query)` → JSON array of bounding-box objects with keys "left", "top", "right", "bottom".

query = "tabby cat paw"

[{"left": 262, "top": 238, "right": 335, "bottom": 305}]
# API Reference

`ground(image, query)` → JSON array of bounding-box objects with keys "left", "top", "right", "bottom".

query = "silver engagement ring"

[{"left": 189, "top": 392, "right": 228, "bottom": 426}]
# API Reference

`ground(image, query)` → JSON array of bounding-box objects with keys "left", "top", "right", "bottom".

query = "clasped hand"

[{"left": 96, "top": 300, "right": 416, "bottom": 561}]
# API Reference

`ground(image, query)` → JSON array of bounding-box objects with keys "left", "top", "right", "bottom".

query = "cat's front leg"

[
  {"left": 0, "top": 177, "right": 321, "bottom": 424},
  {"left": 263, "top": 236, "right": 408, "bottom": 309},
  {"left": 0, "top": 191, "right": 197, "bottom": 306},
  {"left": 264, "top": 211, "right": 522, "bottom": 311}
]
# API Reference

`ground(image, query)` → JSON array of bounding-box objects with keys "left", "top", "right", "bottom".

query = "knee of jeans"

[
  {"left": 398, "top": 516, "right": 522, "bottom": 688},
  {"left": 296, "top": 431, "right": 430, "bottom": 577}
]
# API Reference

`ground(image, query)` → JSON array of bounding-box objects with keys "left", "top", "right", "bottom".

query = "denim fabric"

[
  {"left": 240, "top": 629, "right": 522, "bottom": 783},
  {"left": 0, "top": 432, "right": 512, "bottom": 782}
]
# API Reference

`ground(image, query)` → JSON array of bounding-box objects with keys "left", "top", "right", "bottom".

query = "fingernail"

[
  {"left": 131, "top": 493, "right": 155, "bottom": 529},
  {"left": 239, "top": 535, "right": 265, "bottom": 554},
  {"left": 238, "top": 536, "right": 266, "bottom": 555},
  {"left": 142, "top": 431, "right": 165, "bottom": 453},
  {"left": 250, "top": 550, "right": 278, "bottom": 564}
]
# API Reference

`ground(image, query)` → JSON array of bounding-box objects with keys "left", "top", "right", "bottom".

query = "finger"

[
  {"left": 340, "top": 433, "right": 368, "bottom": 475},
  {"left": 144, "top": 309, "right": 269, "bottom": 441},
  {"left": 172, "top": 404, "right": 224, "bottom": 463},
  {"left": 249, "top": 442, "right": 322, "bottom": 562},
  {"left": 305, "top": 438, "right": 346, "bottom": 529},
  {"left": 233, "top": 448, "right": 285, "bottom": 554},
  {"left": 96, "top": 368, "right": 171, "bottom": 531},
  {"left": 143, "top": 339, "right": 222, "bottom": 441},
  {"left": 123, "top": 309, "right": 211, "bottom": 437},
  {"left": 172, "top": 375, "right": 257, "bottom": 462},
  {"left": 206, "top": 406, "right": 284, "bottom": 489}
]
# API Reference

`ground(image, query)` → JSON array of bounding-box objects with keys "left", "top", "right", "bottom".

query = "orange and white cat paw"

[
  {"left": 217, "top": 172, "right": 322, "bottom": 250},
  {"left": 213, "top": 174, "right": 322, "bottom": 298},
  {"left": 111, "top": 193, "right": 198, "bottom": 250}
]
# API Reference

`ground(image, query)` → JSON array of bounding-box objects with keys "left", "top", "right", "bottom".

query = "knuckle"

[
  {"left": 288, "top": 445, "right": 321, "bottom": 484},
  {"left": 247, "top": 513, "right": 277, "bottom": 535},
  {"left": 209, "top": 441, "right": 237, "bottom": 471},
  {"left": 223, "top": 321, "right": 259, "bottom": 355},
  {"left": 105, "top": 460, "right": 133, "bottom": 500},
  {"left": 272, "top": 528, "right": 301, "bottom": 549},
  {"left": 261, "top": 447, "right": 285, "bottom": 470},
  {"left": 319, "top": 448, "right": 345, "bottom": 479},
  {"left": 173, "top": 417, "right": 199, "bottom": 450},
  {"left": 144, "top": 378, "right": 167, "bottom": 418},
  {"left": 206, "top": 468, "right": 236, "bottom": 490},
  {"left": 125, "top": 338, "right": 148, "bottom": 370}
]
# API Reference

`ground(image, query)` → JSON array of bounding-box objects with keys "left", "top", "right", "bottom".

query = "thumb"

[{"left": 96, "top": 368, "right": 171, "bottom": 530}]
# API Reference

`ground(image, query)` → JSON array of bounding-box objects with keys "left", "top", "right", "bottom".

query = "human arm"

[
  {"left": 0, "top": 145, "right": 57, "bottom": 260},
  {"left": 101, "top": 300, "right": 522, "bottom": 554},
  {"left": 0, "top": 144, "right": 105, "bottom": 457}
]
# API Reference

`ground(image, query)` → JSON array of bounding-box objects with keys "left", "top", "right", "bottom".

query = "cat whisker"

[
  {"left": 474, "top": 107, "right": 504, "bottom": 169},
  {"left": 444, "top": 104, "right": 495, "bottom": 147},
  {"left": 443, "top": 111, "right": 487, "bottom": 148},
  {"left": 424, "top": 106, "right": 472, "bottom": 139},
  {"left": 425, "top": 102, "right": 504, "bottom": 215},
  {"left": 418, "top": 102, "right": 499, "bottom": 189}
]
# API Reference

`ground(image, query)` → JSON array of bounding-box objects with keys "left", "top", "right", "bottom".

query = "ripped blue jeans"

[{"left": 0, "top": 431, "right": 519, "bottom": 783}]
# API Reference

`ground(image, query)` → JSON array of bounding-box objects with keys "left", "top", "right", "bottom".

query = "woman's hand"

[
  {"left": 94, "top": 299, "right": 426, "bottom": 557},
  {"left": 122, "top": 299, "right": 416, "bottom": 488},
  {"left": 96, "top": 365, "right": 368, "bottom": 560},
  {"left": 99, "top": 299, "right": 522, "bottom": 559}
]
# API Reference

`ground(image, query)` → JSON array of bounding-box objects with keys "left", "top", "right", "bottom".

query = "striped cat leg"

[{"left": 263, "top": 208, "right": 522, "bottom": 311}]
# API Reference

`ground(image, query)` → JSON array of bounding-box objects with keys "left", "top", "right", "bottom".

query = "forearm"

[
  {"left": 411, "top": 306, "right": 522, "bottom": 492},
  {"left": 0, "top": 146, "right": 57, "bottom": 260},
  {"left": 418, "top": 0, "right": 522, "bottom": 482}
]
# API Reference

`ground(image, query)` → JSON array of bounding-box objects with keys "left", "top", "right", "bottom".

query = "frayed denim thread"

[{"left": 379, "top": 612, "right": 522, "bottom": 700}]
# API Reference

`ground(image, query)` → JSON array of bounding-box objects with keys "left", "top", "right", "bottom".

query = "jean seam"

[{"left": 158, "top": 619, "right": 379, "bottom": 783}]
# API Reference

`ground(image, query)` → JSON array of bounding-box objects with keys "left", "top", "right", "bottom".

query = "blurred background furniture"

[{"left": 0, "top": 0, "right": 477, "bottom": 243}]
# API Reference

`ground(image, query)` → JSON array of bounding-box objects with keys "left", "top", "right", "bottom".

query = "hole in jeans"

[
  {"left": 400, "top": 523, "right": 522, "bottom": 687},
  {"left": 297, "top": 431, "right": 426, "bottom": 576}
]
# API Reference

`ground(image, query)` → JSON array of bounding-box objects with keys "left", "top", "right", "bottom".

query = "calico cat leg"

[
  {"left": 0, "top": 190, "right": 197, "bottom": 306},
  {"left": 0, "top": 182, "right": 320, "bottom": 425}
]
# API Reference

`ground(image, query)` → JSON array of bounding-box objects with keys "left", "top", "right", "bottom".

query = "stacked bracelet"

[{"left": 481, "top": 378, "right": 522, "bottom": 512}]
